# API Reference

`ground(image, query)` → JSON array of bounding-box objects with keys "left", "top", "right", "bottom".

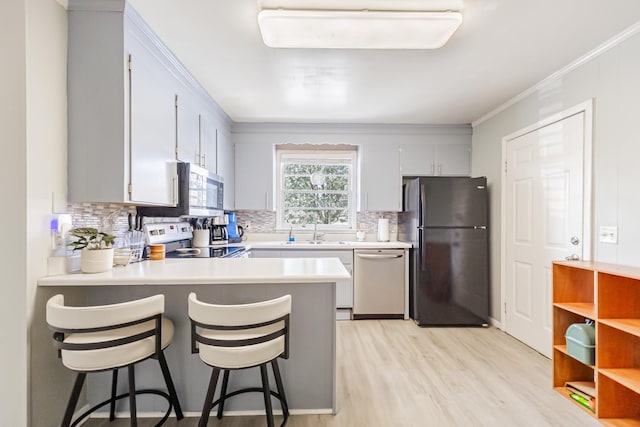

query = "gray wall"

[
  {"left": 1, "top": 0, "right": 81, "bottom": 426},
  {"left": 471, "top": 28, "right": 640, "bottom": 323},
  {"left": 0, "top": 0, "right": 27, "bottom": 425}
]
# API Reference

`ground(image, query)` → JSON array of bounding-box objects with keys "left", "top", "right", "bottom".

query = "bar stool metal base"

[
  {"left": 199, "top": 363, "right": 289, "bottom": 427},
  {"left": 67, "top": 389, "right": 175, "bottom": 427}
]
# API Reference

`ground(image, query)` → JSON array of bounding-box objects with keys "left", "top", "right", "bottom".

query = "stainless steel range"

[{"left": 144, "top": 222, "right": 248, "bottom": 259}]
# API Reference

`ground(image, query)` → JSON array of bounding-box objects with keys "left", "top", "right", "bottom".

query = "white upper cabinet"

[
  {"left": 200, "top": 112, "right": 217, "bottom": 172},
  {"left": 67, "top": 0, "right": 233, "bottom": 206},
  {"left": 176, "top": 89, "right": 201, "bottom": 166},
  {"left": 361, "top": 144, "right": 402, "bottom": 211},
  {"left": 234, "top": 142, "right": 274, "bottom": 210},
  {"left": 434, "top": 144, "right": 470, "bottom": 176},
  {"left": 67, "top": 2, "right": 177, "bottom": 205},
  {"left": 400, "top": 143, "right": 470, "bottom": 176},
  {"left": 399, "top": 144, "right": 436, "bottom": 175},
  {"left": 176, "top": 87, "right": 218, "bottom": 173},
  {"left": 126, "top": 29, "right": 177, "bottom": 205},
  {"left": 216, "top": 127, "right": 235, "bottom": 210}
]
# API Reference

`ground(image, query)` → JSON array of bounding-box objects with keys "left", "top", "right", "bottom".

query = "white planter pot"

[{"left": 80, "top": 248, "right": 114, "bottom": 273}]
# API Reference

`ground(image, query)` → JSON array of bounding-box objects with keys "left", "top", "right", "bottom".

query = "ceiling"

[{"left": 128, "top": 0, "right": 640, "bottom": 125}]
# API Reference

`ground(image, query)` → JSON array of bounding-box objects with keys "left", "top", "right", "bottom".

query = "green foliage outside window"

[{"left": 281, "top": 161, "right": 352, "bottom": 227}]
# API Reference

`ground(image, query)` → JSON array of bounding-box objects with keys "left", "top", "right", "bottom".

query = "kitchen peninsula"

[{"left": 38, "top": 257, "right": 350, "bottom": 416}]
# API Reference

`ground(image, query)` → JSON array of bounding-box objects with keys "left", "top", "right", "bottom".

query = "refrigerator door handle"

[{"left": 474, "top": 226, "right": 487, "bottom": 229}]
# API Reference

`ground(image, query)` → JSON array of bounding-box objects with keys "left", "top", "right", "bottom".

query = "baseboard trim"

[{"left": 489, "top": 316, "right": 503, "bottom": 330}]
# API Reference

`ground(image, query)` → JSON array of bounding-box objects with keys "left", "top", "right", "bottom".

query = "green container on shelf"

[{"left": 565, "top": 322, "right": 595, "bottom": 365}]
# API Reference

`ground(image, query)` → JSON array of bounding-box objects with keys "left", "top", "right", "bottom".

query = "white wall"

[
  {"left": 26, "top": 1, "right": 77, "bottom": 426},
  {"left": 232, "top": 122, "right": 471, "bottom": 146},
  {"left": 0, "top": 0, "right": 73, "bottom": 425},
  {"left": 471, "top": 28, "right": 640, "bottom": 322},
  {"left": 0, "top": 1, "right": 28, "bottom": 425}
]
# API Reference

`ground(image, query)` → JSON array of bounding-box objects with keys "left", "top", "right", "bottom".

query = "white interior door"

[{"left": 504, "top": 110, "right": 588, "bottom": 357}]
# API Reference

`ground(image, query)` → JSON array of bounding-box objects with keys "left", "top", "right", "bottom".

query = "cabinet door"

[
  {"left": 284, "top": 249, "right": 353, "bottom": 308},
  {"left": 128, "top": 36, "right": 176, "bottom": 205},
  {"left": 234, "top": 142, "right": 274, "bottom": 210},
  {"left": 217, "top": 127, "right": 235, "bottom": 210},
  {"left": 176, "top": 89, "right": 201, "bottom": 165},
  {"left": 250, "top": 249, "right": 281, "bottom": 258},
  {"left": 200, "top": 112, "right": 217, "bottom": 172},
  {"left": 400, "top": 144, "right": 435, "bottom": 176},
  {"left": 361, "top": 144, "right": 401, "bottom": 211},
  {"left": 435, "top": 144, "right": 470, "bottom": 176}
]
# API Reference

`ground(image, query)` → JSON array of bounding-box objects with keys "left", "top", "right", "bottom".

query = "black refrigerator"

[{"left": 398, "top": 177, "right": 489, "bottom": 326}]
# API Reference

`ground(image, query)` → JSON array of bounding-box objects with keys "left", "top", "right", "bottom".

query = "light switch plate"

[{"left": 599, "top": 226, "right": 618, "bottom": 244}]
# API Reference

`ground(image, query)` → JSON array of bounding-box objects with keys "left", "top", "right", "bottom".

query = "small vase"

[{"left": 80, "top": 248, "right": 114, "bottom": 273}]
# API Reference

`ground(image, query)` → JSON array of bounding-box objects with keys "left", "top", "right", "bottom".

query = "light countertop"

[
  {"left": 38, "top": 257, "right": 351, "bottom": 286},
  {"left": 245, "top": 240, "right": 412, "bottom": 250}
]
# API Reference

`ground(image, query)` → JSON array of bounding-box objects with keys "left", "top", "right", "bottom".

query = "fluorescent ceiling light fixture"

[{"left": 257, "top": 9, "right": 463, "bottom": 49}]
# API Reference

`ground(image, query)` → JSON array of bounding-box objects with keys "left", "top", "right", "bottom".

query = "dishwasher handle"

[{"left": 356, "top": 253, "right": 404, "bottom": 260}]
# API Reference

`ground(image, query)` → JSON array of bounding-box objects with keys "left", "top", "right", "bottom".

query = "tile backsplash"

[
  {"left": 234, "top": 210, "right": 398, "bottom": 236},
  {"left": 68, "top": 203, "right": 137, "bottom": 237},
  {"left": 68, "top": 204, "right": 398, "bottom": 240}
]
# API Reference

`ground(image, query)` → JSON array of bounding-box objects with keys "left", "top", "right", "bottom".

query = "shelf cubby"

[{"left": 553, "top": 261, "right": 640, "bottom": 424}]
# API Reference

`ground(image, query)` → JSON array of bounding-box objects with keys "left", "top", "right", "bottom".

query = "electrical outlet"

[{"left": 244, "top": 221, "right": 251, "bottom": 230}]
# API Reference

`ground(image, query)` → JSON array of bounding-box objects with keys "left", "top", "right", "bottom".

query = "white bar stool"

[
  {"left": 188, "top": 292, "right": 291, "bottom": 427},
  {"left": 46, "top": 294, "right": 184, "bottom": 426}
]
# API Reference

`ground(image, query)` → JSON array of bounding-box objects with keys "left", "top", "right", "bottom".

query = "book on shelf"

[
  {"left": 569, "top": 393, "right": 595, "bottom": 413},
  {"left": 565, "top": 381, "right": 596, "bottom": 412},
  {"left": 565, "top": 381, "right": 596, "bottom": 398}
]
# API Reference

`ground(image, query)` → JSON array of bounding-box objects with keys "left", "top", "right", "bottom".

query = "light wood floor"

[{"left": 83, "top": 320, "right": 601, "bottom": 427}]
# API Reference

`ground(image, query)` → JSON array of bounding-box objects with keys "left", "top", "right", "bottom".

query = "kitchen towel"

[{"left": 377, "top": 218, "right": 390, "bottom": 242}]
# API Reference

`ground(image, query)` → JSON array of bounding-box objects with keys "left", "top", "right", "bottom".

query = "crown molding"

[{"left": 472, "top": 21, "right": 640, "bottom": 128}]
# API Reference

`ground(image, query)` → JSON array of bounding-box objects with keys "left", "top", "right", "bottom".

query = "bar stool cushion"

[{"left": 61, "top": 317, "right": 174, "bottom": 371}]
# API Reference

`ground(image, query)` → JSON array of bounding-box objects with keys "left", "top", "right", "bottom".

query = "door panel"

[
  {"left": 422, "top": 177, "right": 488, "bottom": 227},
  {"left": 417, "top": 228, "right": 488, "bottom": 325},
  {"left": 505, "top": 112, "right": 585, "bottom": 357}
]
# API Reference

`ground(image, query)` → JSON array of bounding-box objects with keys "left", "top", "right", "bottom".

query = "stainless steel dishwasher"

[{"left": 353, "top": 249, "right": 405, "bottom": 319}]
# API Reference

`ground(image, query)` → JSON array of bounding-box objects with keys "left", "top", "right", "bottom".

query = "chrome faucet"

[
  {"left": 312, "top": 218, "right": 319, "bottom": 242},
  {"left": 312, "top": 215, "right": 323, "bottom": 242}
]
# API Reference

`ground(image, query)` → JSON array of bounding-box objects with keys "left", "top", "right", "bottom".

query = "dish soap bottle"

[{"left": 288, "top": 226, "right": 295, "bottom": 242}]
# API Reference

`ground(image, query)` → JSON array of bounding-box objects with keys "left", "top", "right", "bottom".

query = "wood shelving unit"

[{"left": 553, "top": 261, "right": 640, "bottom": 425}]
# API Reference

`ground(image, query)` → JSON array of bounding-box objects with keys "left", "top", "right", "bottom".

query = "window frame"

[{"left": 276, "top": 148, "right": 357, "bottom": 231}]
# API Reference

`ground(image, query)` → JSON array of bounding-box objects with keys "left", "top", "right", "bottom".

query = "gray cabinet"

[
  {"left": 217, "top": 127, "right": 235, "bottom": 210},
  {"left": 360, "top": 144, "right": 402, "bottom": 212},
  {"left": 68, "top": 1, "right": 177, "bottom": 205},
  {"left": 400, "top": 143, "right": 470, "bottom": 176},
  {"left": 234, "top": 142, "right": 274, "bottom": 210},
  {"left": 252, "top": 249, "right": 353, "bottom": 308}
]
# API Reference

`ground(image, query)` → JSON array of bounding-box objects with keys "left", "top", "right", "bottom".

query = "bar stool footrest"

[{"left": 69, "top": 389, "right": 174, "bottom": 427}]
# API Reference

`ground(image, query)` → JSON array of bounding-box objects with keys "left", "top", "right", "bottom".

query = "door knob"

[
  {"left": 570, "top": 236, "right": 580, "bottom": 246},
  {"left": 565, "top": 254, "right": 580, "bottom": 261}
]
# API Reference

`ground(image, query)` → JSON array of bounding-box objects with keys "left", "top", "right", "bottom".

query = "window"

[{"left": 276, "top": 147, "right": 357, "bottom": 230}]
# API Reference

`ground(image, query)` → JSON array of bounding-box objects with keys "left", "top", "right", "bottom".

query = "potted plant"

[{"left": 67, "top": 227, "right": 117, "bottom": 273}]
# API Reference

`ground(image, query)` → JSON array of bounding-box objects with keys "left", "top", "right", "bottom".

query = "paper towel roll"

[{"left": 377, "top": 218, "right": 390, "bottom": 242}]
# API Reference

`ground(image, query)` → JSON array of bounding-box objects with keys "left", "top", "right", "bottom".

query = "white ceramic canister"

[{"left": 192, "top": 229, "right": 211, "bottom": 247}]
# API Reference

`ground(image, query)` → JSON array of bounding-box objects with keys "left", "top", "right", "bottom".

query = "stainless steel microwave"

[{"left": 138, "top": 163, "right": 224, "bottom": 217}]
